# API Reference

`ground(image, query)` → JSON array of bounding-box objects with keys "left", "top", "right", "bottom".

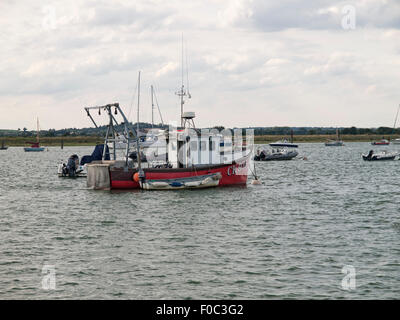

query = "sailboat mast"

[
  {"left": 36, "top": 117, "right": 39, "bottom": 143},
  {"left": 137, "top": 71, "right": 142, "bottom": 168},
  {"left": 151, "top": 85, "right": 154, "bottom": 129},
  {"left": 393, "top": 104, "right": 400, "bottom": 131}
]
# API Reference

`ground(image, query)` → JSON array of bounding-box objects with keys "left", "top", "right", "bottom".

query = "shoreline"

[{"left": 0, "top": 134, "right": 399, "bottom": 146}]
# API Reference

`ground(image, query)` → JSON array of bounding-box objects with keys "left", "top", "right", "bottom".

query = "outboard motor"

[
  {"left": 367, "top": 150, "right": 374, "bottom": 160},
  {"left": 66, "top": 154, "right": 79, "bottom": 177}
]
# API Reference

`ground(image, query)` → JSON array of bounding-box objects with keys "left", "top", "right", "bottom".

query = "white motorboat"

[
  {"left": 362, "top": 150, "right": 398, "bottom": 161},
  {"left": 254, "top": 147, "right": 298, "bottom": 161}
]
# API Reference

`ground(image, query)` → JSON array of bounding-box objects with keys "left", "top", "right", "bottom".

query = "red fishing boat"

[
  {"left": 85, "top": 48, "right": 253, "bottom": 190},
  {"left": 85, "top": 102, "right": 252, "bottom": 190}
]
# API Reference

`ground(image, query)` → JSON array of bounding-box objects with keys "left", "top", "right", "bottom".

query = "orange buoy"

[{"left": 133, "top": 172, "right": 139, "bottom": 182}]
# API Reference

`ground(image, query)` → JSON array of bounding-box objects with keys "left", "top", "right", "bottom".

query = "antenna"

[
  {"left": 185, "top": 39, "right": 191, "bottom": 99},
  {"left": 151, "top": 85, "right": 154, "bottom": 128},
  {"left": 175, "top": 34, "right": 191, "bottom": 127}
]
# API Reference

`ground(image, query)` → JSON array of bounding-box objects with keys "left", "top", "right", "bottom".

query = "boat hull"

[
  {"left": 109, "top": 155, "right": 250, "bottom": 189},
  {"left": 24, "top": 147, "right": 45, "bottom": 152},
  {"left": 269, "top": 143, "right": 298, "bottom": 148},
  {"left": 254, "top": 151, "right": 298, "bottom": 161},
  {"left": 325, "top": 141, "right": 344, "bottom": 146},
  {"left": 362, "top": 155, "right": 396, "bottom": 161}
]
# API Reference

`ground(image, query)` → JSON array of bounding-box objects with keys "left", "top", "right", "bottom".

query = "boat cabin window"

[{"left": 190, "top": 141, "right": 197, "bottom": 151}]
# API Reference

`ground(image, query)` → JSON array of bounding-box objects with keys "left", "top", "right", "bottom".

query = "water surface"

[{"left": 0, "top": 143, "right": 399, "bottom": 299}]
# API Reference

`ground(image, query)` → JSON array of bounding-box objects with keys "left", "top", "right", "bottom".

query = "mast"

[
  {"left": 151, "top": 85, "right": 154, "bottom": 129},
  {"left": 137, "top": 71, "right": 142, "bottom": 168},
  {"left": 175, "top": 34, "right": 190, "bottom": 128},
  {"left": 181, "top": 33, "right": 184, "bottom": 127},
  {"left": 36, "top": 117, "right": 40, "bottom": 143},
  {"left": 393, "top": 104, "right": 400, "bottom": 131}
]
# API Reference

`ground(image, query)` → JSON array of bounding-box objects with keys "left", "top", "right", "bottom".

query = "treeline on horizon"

[{"left": 0, "top": 123, "right": 399, "bottom": 137}]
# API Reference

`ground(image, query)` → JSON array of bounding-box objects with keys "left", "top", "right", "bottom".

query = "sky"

[{"left": 1, "top": 0, "right": 400, "bottom": 130}]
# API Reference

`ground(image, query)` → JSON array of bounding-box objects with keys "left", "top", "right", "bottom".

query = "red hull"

[{"left": 109, "top": 155, "right": 250, "bottom": 189}]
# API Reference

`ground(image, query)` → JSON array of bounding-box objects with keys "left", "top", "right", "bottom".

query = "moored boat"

[
  {"left": 392, "top": 138, "right": 400, "bottom": 145},
  {"left": 85, "top": 103, "right": 252, "bottom": 190},
  {"left": 325, "top": 140, "right": 344, "bottom": 146},
  {"left": 325, "top": 128, "right": 344, "bottom": 146},
  {"left": 24, "top": 118, "right": 45, "bottom": 152},
  {"left": 24, "top": 142, "right": 45, "bottom": 152},
  {"left": 0, "top": 140, "right": 8, "bottom": 150},
  {"left": 269, "top": 140, "right": 298, "bottom": 148},
  {"left": 362, "top": 150, "right": 397, "bottom": 161},
  {"left": 254, "top": 147, "right": 298, "bottom": 161},
  {"left": 371, "top": 139, "right": 390, "bottom": 146},
  {"left": 58, "top": 144, "right": 111, "bottom": 178},
  {"left": 86, "top": 43, "right": 253, "bottom": 190},
  {"left": 270, "top": 130, "right": 298, "bottom": 148}
]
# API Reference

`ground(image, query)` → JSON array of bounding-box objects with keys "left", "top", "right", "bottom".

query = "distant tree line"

[{"left": 1, "top": 124, "right": 400, "bottom": 137}]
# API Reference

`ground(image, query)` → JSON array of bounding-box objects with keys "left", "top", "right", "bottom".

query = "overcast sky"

[{"left": 1, "top": 0, "right": 400, "bottom": 130}]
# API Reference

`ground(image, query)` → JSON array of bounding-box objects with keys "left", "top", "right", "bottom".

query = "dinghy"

[
  {"left": 254, "top": 148, "right": 298, "bottom": 161},
  {"left": 362, "top": 150, "right": 397, "bottom": 161},
  {"left": 137, "top": 172, "right": 222, "bottom": 190}
]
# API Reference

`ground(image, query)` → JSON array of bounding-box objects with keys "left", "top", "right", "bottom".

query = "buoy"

[
  {"left": 251, "top": 179, "right": 262, "bottom": 185},
  {"left": 133, "top": 172, "right": 139, "bottom": 182}
]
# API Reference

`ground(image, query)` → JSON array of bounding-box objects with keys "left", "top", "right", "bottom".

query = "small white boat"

[
  {"left": 325, "top": 140, "right": 344, "bottom": 146},
  {"left": 57, "top": 144, "right": 110, "bottom": 178},
  {"left": 139, "top": 172, "right": 222, "bottom": 190},
  {"left": 325, "top": 128, "right": 344, "bottom": 146},
  {"left": 362, "top": 150, "right": 398, "bottom": 161},
  {"left": 269, "top": 139, "right": 298, "bottom": 148},
  {"left": 254, "top": 147, "right": 298, "bottom": 161},
  {"left": 58, "top": 154, "right": 88, "bottom": 177},
  {"left": 392, "top": 138, "right": 400, "bottom": 145}
]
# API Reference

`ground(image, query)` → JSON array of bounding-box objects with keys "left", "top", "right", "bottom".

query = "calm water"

[{"left": 0, "top": 143, "right": 399, "bottom": 299}]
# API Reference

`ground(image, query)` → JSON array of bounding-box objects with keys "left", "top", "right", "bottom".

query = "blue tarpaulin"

[{"left": 80, "top": 144, "right": 110, "bottom": 165}]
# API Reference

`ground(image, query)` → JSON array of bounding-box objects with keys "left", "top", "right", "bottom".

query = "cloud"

[
  {"left": 155, "top": 62, "right": 179, "bottom": 77},
  {"left": 223, "top": 0, "right": 400, "bottom": 31},
  {"left": 1, "top": 0, "right": 400, "bottom": 129}
]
